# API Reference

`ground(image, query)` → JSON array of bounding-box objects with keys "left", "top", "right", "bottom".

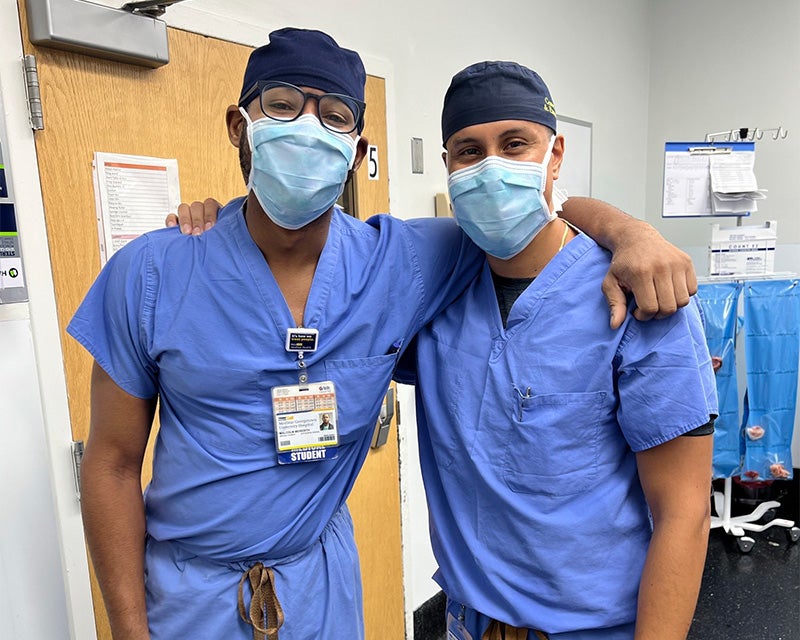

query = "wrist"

[{"left": 607, "top": 216, "right": 654, "bottom": 253}]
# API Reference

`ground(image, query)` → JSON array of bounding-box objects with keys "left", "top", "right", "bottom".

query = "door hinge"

[
  {"left": 22, "top": 54, "right": 44, "bottom": 131},
  {"left": 71, "top": 440, "right": 84, "bottom": 500}
]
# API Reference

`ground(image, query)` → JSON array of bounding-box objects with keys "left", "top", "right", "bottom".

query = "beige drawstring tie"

[
  {"left": 238, "top": 562, "right": 284, "bottom": 640},
  {"left": 482, "top": 620, "right": 549, "bottom": 640}
]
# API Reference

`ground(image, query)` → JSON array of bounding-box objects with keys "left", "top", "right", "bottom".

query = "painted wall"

[{"left": 646, "top": 0, "right": 800, "bottom": 466}]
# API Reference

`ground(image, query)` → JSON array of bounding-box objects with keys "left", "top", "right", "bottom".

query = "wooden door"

[
  {"left": 17, "top": 4, "right": 403, "bottom": 637},
  {"left": 346, "top": 75, "right": 406, "bottom": 640}
]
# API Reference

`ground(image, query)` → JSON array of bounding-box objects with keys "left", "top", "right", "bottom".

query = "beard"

[{"left": 238, "top": 123, "right": 251, "bottom": 185}]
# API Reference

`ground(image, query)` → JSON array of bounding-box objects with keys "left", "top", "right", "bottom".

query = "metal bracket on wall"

[{"left": 25, "top": 0, "right": 171, "bottom": 68}]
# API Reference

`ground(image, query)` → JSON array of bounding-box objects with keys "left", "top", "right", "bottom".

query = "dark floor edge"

[{"left": 413, "top": 590, "right": 447, "bottom": 640}]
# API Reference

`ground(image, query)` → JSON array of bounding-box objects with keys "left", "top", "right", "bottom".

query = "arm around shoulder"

[
  {"left": 561, "top": 197, "right": 697, "bottom": 329},
  {"left": 402, "top": 216, "right": 484, "bottom": 326},
  {"left": 165, "top": 198, "right": 222, "bottom": 235}
]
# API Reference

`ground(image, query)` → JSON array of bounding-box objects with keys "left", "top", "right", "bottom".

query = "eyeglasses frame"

[{"left": 238, "top": 80, "right": 366, "bottom": 134}]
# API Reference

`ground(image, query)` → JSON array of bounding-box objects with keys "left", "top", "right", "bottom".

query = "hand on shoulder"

[{"left": 165, "top": 198, "right": 222, "bottom": 236}]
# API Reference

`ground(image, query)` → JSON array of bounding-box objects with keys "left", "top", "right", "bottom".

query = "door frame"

[{"left": 1, "top": 1, "right": 96, "bottom": 637}]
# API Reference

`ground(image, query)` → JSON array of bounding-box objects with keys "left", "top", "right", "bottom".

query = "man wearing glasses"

[{"left": 70, "top": 28, "right": 698, "bottom": 639}]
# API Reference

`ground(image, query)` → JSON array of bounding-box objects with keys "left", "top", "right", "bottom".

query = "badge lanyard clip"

[
  {"left": 297, "top": 351, "right": 308, "bottom": 386},
  {"left": 286, "top": 327, "right": 319, "bottom": 388}
]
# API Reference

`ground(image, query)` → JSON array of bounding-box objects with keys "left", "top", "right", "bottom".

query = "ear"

[
  {"left": 441, "top": 151, "right": 448, "bottom": 168},
  {"left": 351, "top": 135, "right": 370, "bottom": 172},
  {"left": 550, "top": 134, "right": 565, "bottom": 181},
  {"left": 226, "top": 105, "right": 245, "bottom": 147}
]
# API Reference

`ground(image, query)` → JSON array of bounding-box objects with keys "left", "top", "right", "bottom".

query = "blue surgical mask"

[
  {"left": 240, "top": 109, "right": 358, "bottom": 230},
  {"left": 448, "top": 137, "right": 556, "bottom": 259}
]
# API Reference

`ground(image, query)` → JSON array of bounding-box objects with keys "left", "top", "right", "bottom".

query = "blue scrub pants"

[{"left": 144, "top": 506, "right": 364, "bottom": 639}]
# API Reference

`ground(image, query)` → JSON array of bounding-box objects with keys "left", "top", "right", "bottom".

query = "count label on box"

[{"left": 709, "top": 220, "right": 777, "bottom": 277}]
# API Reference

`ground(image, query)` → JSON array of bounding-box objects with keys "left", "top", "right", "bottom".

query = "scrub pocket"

[
  {"left": 324, "top": 352, "right": 398, "bottom": 444},
  {"left": 162, "top": 363, "right": 270, "bottom": 454},
  {"left": 503, "top": 391, "right": 606, "bottom": 496}
]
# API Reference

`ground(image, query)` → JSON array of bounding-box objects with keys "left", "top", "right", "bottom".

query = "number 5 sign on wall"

[{"left": 367, "top": 145, "right": 379, "bottom": 180}]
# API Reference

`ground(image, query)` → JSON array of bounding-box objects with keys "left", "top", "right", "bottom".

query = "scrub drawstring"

[{"left": 238, "top": 562, "right": 284, "bottom": 640}]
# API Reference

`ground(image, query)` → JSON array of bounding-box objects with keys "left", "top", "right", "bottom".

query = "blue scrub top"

[
  {"left": 406, "top": 233, "right": 718, "bottom": 634},
  {"left": 68, "top": 198, "right": 482, "bottom": 563}
]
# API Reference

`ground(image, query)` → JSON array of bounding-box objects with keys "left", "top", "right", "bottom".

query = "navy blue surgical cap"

[
  {"left": 441, "top": 61, "right": 557, "bottom": 146},
  {"left": 239, "top": 27, "right": 366, "bottom": 105}
]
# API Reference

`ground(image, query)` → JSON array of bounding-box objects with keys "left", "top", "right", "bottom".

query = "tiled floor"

[{"left": 417, "top": 475, "right": 800, "bottom": 640}]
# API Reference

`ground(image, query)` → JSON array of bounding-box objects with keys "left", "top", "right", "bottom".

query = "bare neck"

[
  {"left": 244, "top": 193, "right": 332, "bottom": 268},
  {"left": 244, "top": 193, "right": 332, "bottom": 326},
  {"left": 487, "top": 217, "right": 575, "bottom": 278}
]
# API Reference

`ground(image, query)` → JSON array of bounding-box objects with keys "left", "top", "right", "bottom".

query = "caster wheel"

[
  {"left": 737, "top": 536, "right": 755, "bottom": 553},
  {"left": 761, "top": 508, "right": 776, "bottom": 523},
  {"left": 787, "top": 527, "right": 800, "bottom": 544}
]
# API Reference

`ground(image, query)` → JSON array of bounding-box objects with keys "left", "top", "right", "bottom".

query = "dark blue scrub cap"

[
  {"left": 441, "top": 61, "right": 557, "bottom": 145},
  {"left": 239, "top": 28, "right": 366, "bottom": 105}
]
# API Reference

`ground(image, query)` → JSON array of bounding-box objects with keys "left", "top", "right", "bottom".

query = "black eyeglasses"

[{"left": 239, "top": 81, "right": 365, "bottom": 134}]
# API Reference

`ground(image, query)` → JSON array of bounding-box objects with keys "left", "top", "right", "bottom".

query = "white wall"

[{"left": 646, "top": 0, "right": 800, "bottom": 465}]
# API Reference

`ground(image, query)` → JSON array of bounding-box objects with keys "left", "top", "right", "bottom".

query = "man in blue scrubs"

[
  {"left": 71, "top": 29, "right": 705, "bottom": 640},
  {"left": 400, "top": 62, "right": 717, "bottom": 640}
]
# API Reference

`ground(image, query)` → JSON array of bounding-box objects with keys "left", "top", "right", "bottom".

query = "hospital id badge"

[
  {"left": 446, "top": 612, "right": 474, "bottom": 640},
  {"left": 272, "top": 381, "right": 339, "bottom": 464}
]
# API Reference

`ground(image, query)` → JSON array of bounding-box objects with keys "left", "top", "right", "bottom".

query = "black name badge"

[{"left": 285, "top": 327, "right": 319, "bottom": 353}]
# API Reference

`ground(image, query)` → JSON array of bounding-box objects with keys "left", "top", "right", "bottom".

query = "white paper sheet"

[
  {"left": 662, "top": 151, "right": 713, "bottom": 216},
  {"left": 93, "top": 152, "right": 181, "bottom": 264},
  {"left": 662, "top": 142, "right": 765, "bottom": 218},
  {"left": 709, "top": 152, "right": 759, "bottom": 193}
]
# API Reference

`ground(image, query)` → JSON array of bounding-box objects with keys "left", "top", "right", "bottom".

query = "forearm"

[
  {"left": 81, "top": 458, "right": 150, "bottom": 639},
  {"left": 560, "top": 197, "right": 653, "bottom": 252},
  {"left": 561, "top": 196, "right": 696, "bottom": 326},
  {"left": 634, "top": 512, "right": 710, "bottom": 639}
]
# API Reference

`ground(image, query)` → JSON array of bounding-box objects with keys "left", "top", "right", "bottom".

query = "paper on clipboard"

[
  {"left": 709, "top": 151, "right": 758, "bottom": 193},
  {"left": 661, "top": 142, "right": 765, "bottom": 218},
  {"left": 93, "top": 152, "right": 181, "bottom": 264},
  {"left": 662, "top": 149, "right": 712, "bottom": 216}
]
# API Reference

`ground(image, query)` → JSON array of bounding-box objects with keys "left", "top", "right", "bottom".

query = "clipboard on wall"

[{"left": 661, "top": 141, "right": 756, "bottom": 218}]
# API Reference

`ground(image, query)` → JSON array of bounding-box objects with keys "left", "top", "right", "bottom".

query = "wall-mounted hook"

[
  {"left": 754, "top": 126, "right": 788, "bottom": 141},
  {"left": 706, "top": 126, "right": 786, "bottom": 143}
]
